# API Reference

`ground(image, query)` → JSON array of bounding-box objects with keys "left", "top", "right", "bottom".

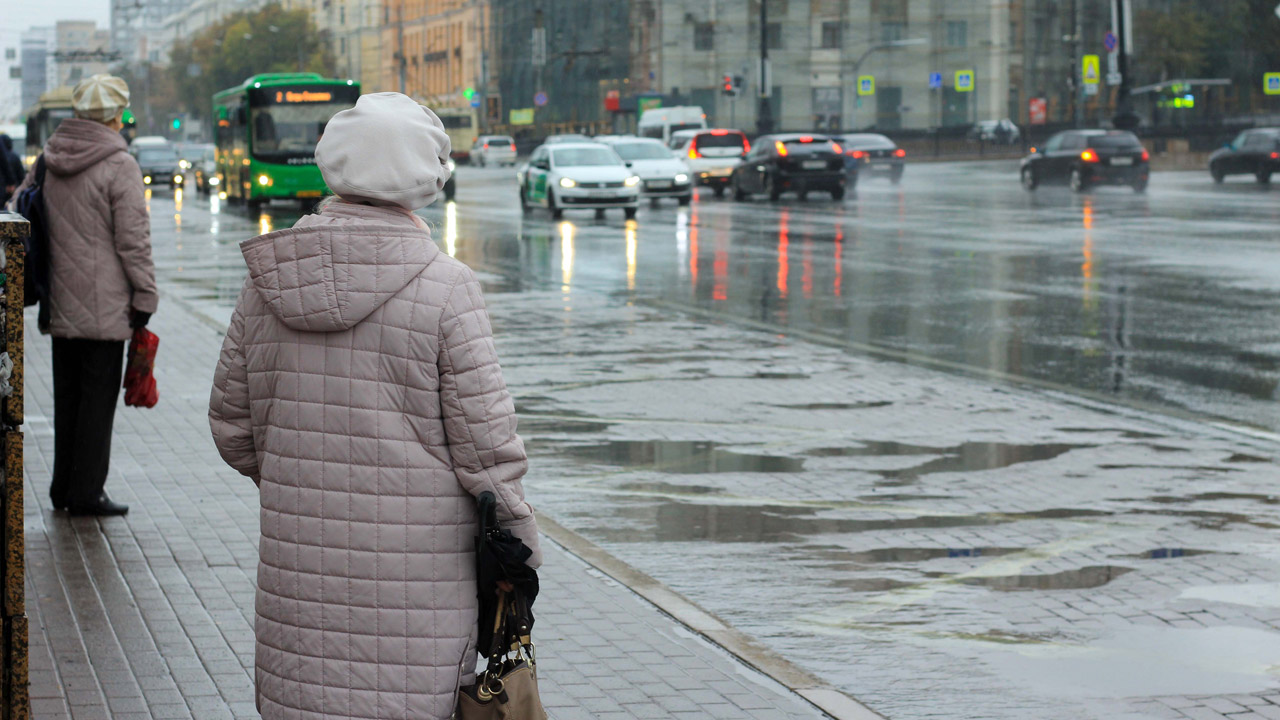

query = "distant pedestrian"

[
  {"left": 0, "top": 134, "right": 22, "bottom": 206},
  {"left": 209, "top": 92, "right": 542, "bottom": 720},
  {"left": 21, "top": 74, "right": 156, "bottom": 516}
]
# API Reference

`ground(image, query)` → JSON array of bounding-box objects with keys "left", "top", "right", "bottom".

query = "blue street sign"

[
  {"left": 470, "top": 99, "right": 481, "bottom": 108},
  {"left": 928, "top": 72, "right": 943, "bottom": 89},
  {"left": 1103, "top": 31, "right": 1117, "bottom": 52},
  {"left": 534, "top": 91, "right": 548, "bottom": 107}
]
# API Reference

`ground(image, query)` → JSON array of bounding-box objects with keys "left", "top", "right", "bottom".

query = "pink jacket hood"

[
  {"left": 240, "top": 202, "right": 437, "bottom": 333},
  {"left": 43, "top": 118, "right": 129, "bottom": 176}
]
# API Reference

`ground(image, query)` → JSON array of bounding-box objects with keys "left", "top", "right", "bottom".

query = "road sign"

[
  {"left": 1266, "top": 73, "right": 1280, "bottom": 96},
  {"left": 928, "top": 72, "right": 942, "bottom": 89},
  {"left": 1028, "top": 98, "right": 1047, "bottom": 125},
  {"left": 1084, "top": 84, "right": 1099, "bottom": 96},
  {"left": 955, "top": 70, "right": 974, "bottom": 92},
  {"left": 1082, "top": 55, "right": 1100, "bottom": 85},
  {"left": 509, "top": 108, "right": 534, "bottom": 125},
  {"left": 470, "top": 98, "right": 481, "bottom": 108},
  {"left": 534, "top": 91, "right": 548, "bottom": 107},
  {"left": 1107, "top": 72, "right": 1123, "bottom": 85},
  {"left": 1103, "top": 31, "right": 1117, "bottom": 52},
  {"left": 857, "top": 75, "right": 875, "bottom": 96}
]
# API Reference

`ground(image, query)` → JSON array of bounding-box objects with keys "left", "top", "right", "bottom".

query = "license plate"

[
  {"left": 802, "top": 160, "right": 828, "bottom": 170},
  {"left": 648, "top": 180, "right": 672, "bottom": 189},
  {"left": 1111, "top": 157, "right": 1134, "bottom": 166},
  {"left": 873, "top": 163, "right": 892, "bottom": 170},
  {"left": 589, "top": 190, "right": 616, "bottom": 198}
]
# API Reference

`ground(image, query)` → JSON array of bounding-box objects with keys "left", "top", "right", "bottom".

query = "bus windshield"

[{"left": 247, "top": 85, "right": 358, "bottom": 162}]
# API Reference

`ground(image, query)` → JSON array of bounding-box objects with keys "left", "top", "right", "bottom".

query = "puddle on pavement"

[
  {"left": 566, "top": 440, "right": 805, "bottom": 474},
  {"left": 818, "top": 546, "right": 1024, "bottom": 565},
  {"left": 1058, "top": 427, "right": 1166, "bottom": 439},
  {"left": 1144, "top": 492, "right": 1278, "bottom": 505},
  {"left": 613, "top": 481, "right": 724, "bottom": 496},
  {"left": 753, "top": 371, "right": 812, "bottom": 380},
  {"left": 773, "top": 401, "right": 894, "bottom": 411},
  {"left": 953, "top": 565, "right": 1134, "bottom": 591},
  {"left": 1119, "top": 548, "right": 1215, "bottom": 560},
  {"left": 1226, "top": 453, "right": 1273, "bottom": 463},
  {"left": 519, "top": 417, "right": 613, "bottom": 435},
  {"left": 807, "top": 441, "right": 1087, "bottom": 483}
]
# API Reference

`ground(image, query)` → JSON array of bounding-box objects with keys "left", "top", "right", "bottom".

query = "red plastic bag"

[{"left": 124, "top": 327, "right": 159, "bottom": 408}]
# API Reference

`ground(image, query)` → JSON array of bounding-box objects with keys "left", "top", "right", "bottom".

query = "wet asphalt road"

[
  {"left": 159, "top": 161, "right": 1280, "bottom": 432},
  {"left": 143, "top": 164, "right": 1280, "bottom": 719}
]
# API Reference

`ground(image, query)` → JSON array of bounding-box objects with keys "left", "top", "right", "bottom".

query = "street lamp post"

[{"left": 756, "top": 0, "right": 772, "bottom": 136}]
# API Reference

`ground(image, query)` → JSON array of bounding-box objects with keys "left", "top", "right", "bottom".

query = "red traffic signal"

[{"left": 722, "top": 74, "right": 735, "bottom": 96}]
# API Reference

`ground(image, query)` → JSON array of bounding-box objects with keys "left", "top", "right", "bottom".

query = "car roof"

[
  {"left": 842, "top": 133, "right": 894, "bottom": 142},
  {"left": 547, "top": 142, "right": 613, "bottom": 152},
  {"left": 769, "top": 133, "right": 834, "bottom": 141},
  {"left": 1248, "top": 128, "right": 1280, "bottom": 135}
]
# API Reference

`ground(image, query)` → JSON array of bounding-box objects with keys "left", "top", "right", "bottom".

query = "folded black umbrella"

[{"left": 475, "top": 492, "right": 540, "bottom": 658}]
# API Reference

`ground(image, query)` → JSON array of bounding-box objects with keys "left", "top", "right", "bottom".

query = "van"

[{"left": 638, "top": 106, "right": 707, "bottom": 145}]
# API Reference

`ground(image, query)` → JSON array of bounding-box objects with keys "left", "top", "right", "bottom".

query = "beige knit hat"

[
  {"left": 71, "top": 74, "right": 131, "bottom": 123},
  {"left": 315, "top": 92, "right": 452, "bottom": 210}
]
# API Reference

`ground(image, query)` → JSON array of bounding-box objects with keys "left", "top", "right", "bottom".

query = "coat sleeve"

[
  {"left": 109, "top": 155, "right": 159, "bottom": 314},
  {"left": 209, "top": 288, "right": 259, "bottom": 483},
  {"left": 438, "top": 266, "right": 542, "bottom": 568}
]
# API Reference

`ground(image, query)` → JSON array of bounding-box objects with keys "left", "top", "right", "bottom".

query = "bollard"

[{"left": 0, "top": 215, "right": 27, "bottom": 720}]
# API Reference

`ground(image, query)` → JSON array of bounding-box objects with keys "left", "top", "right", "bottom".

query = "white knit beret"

[
  {"left": 72, "top": 74, "right": 130, "bottom": 122},
  {"left": 315, "top": 92, "right": 453, "bottom": 210}
]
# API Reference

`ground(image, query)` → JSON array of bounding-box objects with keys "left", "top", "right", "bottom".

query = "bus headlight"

[
  {"left": 173, "top": 174, "right": 183, "bottom": 184},
  {"left": 624, "top": 175, "right": 641, "bottom": 187},
  {"left": 559, "top": 177, "right": 577, "bottom": 188},
  {"left": 258, "top": 174, "right": 270, "bottom": 186},
  {"left": 143, "top": 175, "right": 152, "bottom": 185}
]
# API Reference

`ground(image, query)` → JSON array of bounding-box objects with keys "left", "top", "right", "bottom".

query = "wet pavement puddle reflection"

[
  {"left": 806, "top": 441, "right": 1088, "bottom": 484},
  {"left": 566, "top": 439, "right": 805, "bottom": 474}
]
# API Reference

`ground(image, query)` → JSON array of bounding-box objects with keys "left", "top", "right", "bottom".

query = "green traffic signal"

[
  {"left": 172, "top": 118, "right": 181, "bottom": 130},
  {"left": 463, "top": 87, "right": 475, "bottom": 100}
]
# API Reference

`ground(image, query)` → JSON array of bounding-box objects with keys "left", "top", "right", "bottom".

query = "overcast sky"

[{"left": 5, "top": 0, "right": 112, "bottom": 42}]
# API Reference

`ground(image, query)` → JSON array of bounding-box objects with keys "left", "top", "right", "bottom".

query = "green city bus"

[{"left": 212, "top": 73, "right": 360, "bottom": 210}]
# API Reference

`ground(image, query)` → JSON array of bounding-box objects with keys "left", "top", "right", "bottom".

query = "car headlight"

[
  {"left": 173, "top": 174, "right": 183, "bottom": 183},
  {"left": 447, "top": 159, "right": 456, "bottom": 172},
  {"left": 624, "top": 176, "right": 640, "bottom": 187},
  {"left": 674, "top": 173, "right": 689, "bottom": 184},
  {"left": 143, "top": 175, "right": 152, "bottom": 185},
  {"left": 559, "top": 177, "right": 577, "bottom": 188},
  {"left": 209, "top": 176, "right": 220, "bottom": 186}
]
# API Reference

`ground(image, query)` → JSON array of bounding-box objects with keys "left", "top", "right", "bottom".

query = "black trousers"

[{"left": 51, "top": 337, "right": 125, "bottom": 508}]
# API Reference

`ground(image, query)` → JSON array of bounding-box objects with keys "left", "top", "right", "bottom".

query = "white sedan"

[
  {"left": 599, "top": 137, "right": 693, "bottom": 205},
  {"left": 517, "top": 142, "right": 641, "bottom": 219}
]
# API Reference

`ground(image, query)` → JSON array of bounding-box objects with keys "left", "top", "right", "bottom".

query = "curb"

[{"left": 535, "top": 514, "right": 886, "bottom": 720}]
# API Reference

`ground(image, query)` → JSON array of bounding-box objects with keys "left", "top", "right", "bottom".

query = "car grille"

[{"left": 576, "top": 181, "right": 624, "bottom": 189}]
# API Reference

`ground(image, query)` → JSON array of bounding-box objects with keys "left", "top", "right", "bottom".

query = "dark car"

[
  {"left": 841, "top": 133, "right": 905, "bottom": 184},
  {"left": 1020, "top": 129, "right": 1149, "bottom": 193},
  {"left": 131, "top": 144, "right": 183, "bottom": 190},
  {"left": 192, "top": 146, "right": 217, "bottom": 195},
  {"left": 1209, "top": 128, "right": 1280, "bottom": 184},
  {"left": 731, "top": 134, "right": 848, "bottom": 201}
]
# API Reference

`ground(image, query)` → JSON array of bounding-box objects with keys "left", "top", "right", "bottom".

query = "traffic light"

[
  {"left": 722, "top": 74, "right": 735, "bottom": 97},
  {"left": 463, "top": 87, "right": 475, "bottom": 100},
  {"left": 171, "top": 117, "right": 181, "bottom": 130},
  {"left": 733, "top": 75, "right": 744, "bottom": 93}
]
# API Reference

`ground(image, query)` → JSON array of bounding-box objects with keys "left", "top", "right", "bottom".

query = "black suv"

[
  {"left": 1021, "top": 130, "right": 1149, "bottom": 193},
  {"left": 1209, "top": 128, "right": 1280, "bottom": 184},
  {"left": 731, "top": 134, "right": 848, "bottom": 201}
]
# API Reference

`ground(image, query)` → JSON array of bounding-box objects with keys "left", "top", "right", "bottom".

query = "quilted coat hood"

[
  {"left": 241, "top": 203, "right": 438, "bottom": 332},
  {"left": 43, "top": 118, "right": 128, "bottom": 176}
]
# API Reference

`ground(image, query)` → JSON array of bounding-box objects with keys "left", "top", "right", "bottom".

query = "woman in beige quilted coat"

[{"left": 209, "top": 92, "right": 542, "bottom": 720}]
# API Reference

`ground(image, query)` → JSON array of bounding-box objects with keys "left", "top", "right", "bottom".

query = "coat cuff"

[
  {"left": 502, "top": 514, "right": 543, "bottom": 569},
  {"left": 132, "top": 290, "right": 159, "bottom": 314}
]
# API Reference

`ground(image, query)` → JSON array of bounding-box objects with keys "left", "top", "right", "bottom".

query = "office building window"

[
  {"left": 340, "top": 5, "right": 345, "bottom": 24},
  {"left": 766, "top": 22, "right": 783, "bottom": 49},
  {"left": 946, "top": 20, "right": 967, "bottom": 47},
  {"left": 694, "top": 22, "right": 714, "bottom": 51},
  {"left": 4, "top": 48, "right": 14, "bottom": 60},
  {"left": 821, "top": 21, "right": 840, "bottom": 49},
  {"left": 880, "top": 22, "right": 905, "bottom": 43}
]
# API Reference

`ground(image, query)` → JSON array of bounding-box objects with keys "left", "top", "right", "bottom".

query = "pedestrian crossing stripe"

[
  {"left": 1082, "top": 55, "right": 1100, "bottom": 84},
  {"left": 1266, "top": 73, "right": 1280, "bottom": 96}
]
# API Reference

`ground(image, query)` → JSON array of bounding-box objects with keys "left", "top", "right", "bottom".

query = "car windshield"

[
  {"left": 780, "top": 137, "right": 836, "bottom": 152},
  {"left": 487, "top": 137, "right": 514, "bottom": 145},
  {"left": 553, "top": 147, "right": 621, "bottom": 167},
  {"left": 136, "top": 149, "right": 177, "bottom": 164},
  {"left": 1089, "top": 134, "right": 1142, "bottom": 149},
  {"left": 549, "top": 135, "right": 590, "bottom": 143},
  {"left": 611, "top": 142, "right": 672, "bottom": 161},
  {"left": 844, "top": 134, "right": 896, "bottom": 150}
]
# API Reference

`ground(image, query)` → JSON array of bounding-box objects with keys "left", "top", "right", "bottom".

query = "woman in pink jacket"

[{"left": 208, "top": 93, "right": 542, "bottom": 719}]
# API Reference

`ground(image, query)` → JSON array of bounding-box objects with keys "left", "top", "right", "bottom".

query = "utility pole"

[
  {"left": 396, "top": 5, "right": 406, "bottom": 94},
  {"left": 1073, "top": 0, "right": 1083, "bottom": 128},
  {"left": 756, "top": 0, "right": 773, "bottom": 135},
  {"left": 1112, "top": 0, "right": 1138, "bottom": 130}
]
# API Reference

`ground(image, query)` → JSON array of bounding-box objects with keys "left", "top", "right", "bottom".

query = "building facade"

[
  {"left": 380, "top": 0, "right": 488, "bottom": 107},
  {"left": 52, "top": 22, "right": 114, "bottom": 89},
  {"left": 20, "top": 27, "right": 55, "bottom": 111},
  {"left": 112, "top": 0, "right": 193, "bottom": 64}
]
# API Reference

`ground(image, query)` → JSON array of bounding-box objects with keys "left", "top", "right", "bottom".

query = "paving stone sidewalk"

[{"left": 21, "top": 302, "right": 830, "bottom": 720}]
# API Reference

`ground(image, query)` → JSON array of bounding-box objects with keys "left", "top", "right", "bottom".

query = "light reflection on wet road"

[{"left": 152, "top": 161, "right": 1280, "bottom": 431}]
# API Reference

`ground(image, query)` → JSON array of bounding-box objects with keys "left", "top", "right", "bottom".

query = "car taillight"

[
  {"left": 483, "top": 143, "right": 489, "bottom": 149},
  {"left": 1272, "top": 152, "right": 1279, "bottom": 160},
  {"left": 895, "top": 148, "right": 906, "bottom": 158},
  {"left": 510, "top": 143, "right": 517, "bottom": 152},
  {"left": 775, "top": 140, "right": 788, "bottom": 156},
  {"left": 798, "top": 135, "right": 813, "bottom": 143},
  {"left": 831, "top": 142, "right": 843, "bottom": 154},
  {"left": 710, "top": 129, "right": 729, "bottom": 136},
  {"left": 688, "top": 140, "right": 699, "bottom": 159},
  {"left": 850, "top": 150, "right": 865, "bottom": 159},
  {"left": 1141, "top": 150, "right": 1150, "bottom": 162},
  {"left": 743, "top": 137, "right": 751, "bottom": 154},
  {"left": 1080, "top": 149, "right": 1099, "bottom": 163}
]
